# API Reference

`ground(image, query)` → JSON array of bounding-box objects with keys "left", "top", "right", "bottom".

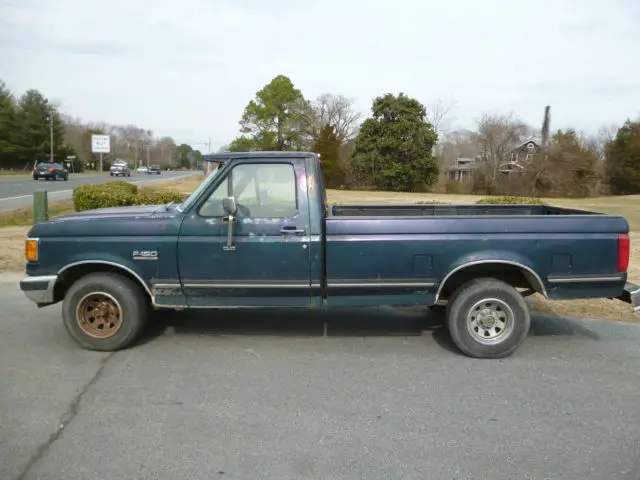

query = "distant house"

[
  {"left": 445, "top": 156, "right": 482, "bottom": 181},
  {"left": 499, "top": 139, "right": 541, "bottom": 174},
  {"left": 445, "top": 139, "right": 542, "bottom": 181}
]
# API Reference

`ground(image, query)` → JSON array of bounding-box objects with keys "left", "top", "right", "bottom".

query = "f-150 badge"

[{"left": 133, "top": 250, "right": 158, "bottom": 260}]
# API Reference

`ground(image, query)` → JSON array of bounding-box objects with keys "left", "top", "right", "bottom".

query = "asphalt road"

[
  {"left": 0, "top": 171, "right": 197, "bottom": 212},
  {"left": 1, "top": 273, "right": 639, "bottom": 480}
]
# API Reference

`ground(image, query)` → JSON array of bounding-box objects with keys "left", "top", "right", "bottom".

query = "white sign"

[{"left": 91, "top": 134, "right": 111, "bottom": 153}]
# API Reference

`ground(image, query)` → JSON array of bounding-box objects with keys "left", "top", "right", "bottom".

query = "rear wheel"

[
  {"left": 446, "top": 278, "right": 530, "bottom": 359},
  {"left": 62, "top": 272, "right": 149, "bottom": 351}
]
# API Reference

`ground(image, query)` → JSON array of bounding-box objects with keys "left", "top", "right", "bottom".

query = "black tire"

[
  {"left": 64, "top": 174, "right": 68, "bottom": 181},
  {"left": 62, "top": 272, "right": 149, "bottom": 351},
  {"left": 445, "top": 278, "right": 530, "bottom": 359}
]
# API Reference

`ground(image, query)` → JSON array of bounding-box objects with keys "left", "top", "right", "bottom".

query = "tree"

[
  {"left": 298, "top": 93, "right": 362, "bottom": 145},
  {"left": 312, "top": 124, "right": 345, "bottom": 188},
  {"left": 175, "top": 144, "right": 194, "bottom": 169},
  {"left": 16, "top": 89, "right": 65, "bottom": 166},
  {"left": 229, "top": 75, "right": 309, "bottom": 151},
  {"left": 474, "top": 112, "right": 530, "bottom": 191},
  {"left": 350, "top": 93, "right": 439, "bottom": 192},
  {"left": 605, "top": 120, "right": 640, "bottom": 194},
  {"left": 528, "top": 129, "right": 598, "bottom": 197},
  {"left": 0, "top": 81, "right": 19, "bottom": 168},
  {"left": 425, "top": 98, "right": 457, "bottom": 137}
]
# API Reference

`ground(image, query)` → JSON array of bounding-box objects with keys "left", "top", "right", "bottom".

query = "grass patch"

[{"left": 0, "top": 201, "right": 75, "bottom": 227}]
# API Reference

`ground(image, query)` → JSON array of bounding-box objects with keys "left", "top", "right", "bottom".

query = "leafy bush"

[
  {"left": 134, "top": 190, "right": 186, "bottom": 205},
  {"left": 73, "top": 184, "right": 136, "bottom": 211},
  {"left": 73, "top": 181, "right": 186, "bottom": 211},
  {"left": 476, "top": 196, "right": 545, "bottom": 205},
  {"left": 107, "top": 180, "right": 138, "bottom": 194}
]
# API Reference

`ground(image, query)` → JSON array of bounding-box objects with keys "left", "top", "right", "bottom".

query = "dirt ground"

[
  {"left": 0, "top": 226, "right": 29, "bottom": 272},
  {"left": 1, "top": 181, "right": 638, "bottom": 322}
]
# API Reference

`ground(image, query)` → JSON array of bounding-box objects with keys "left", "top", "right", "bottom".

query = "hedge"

[
  {"left": 475, "top": 196, "right": 545, "bottom": 205},
  {"left": 73, "top": 181, "right": 186, "bottom": 211}
]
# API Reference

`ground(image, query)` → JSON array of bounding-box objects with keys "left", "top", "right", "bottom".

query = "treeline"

[
  {"left": 224, "top": 75, "right": 640, "bottom": 197},
  {"left": 0, "top": 79, "right": 202, "bottom": 172}
]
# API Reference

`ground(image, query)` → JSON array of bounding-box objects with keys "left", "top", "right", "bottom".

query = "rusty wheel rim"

[{"left": 76, "top": 292, "right": 123, "bottom": 338}]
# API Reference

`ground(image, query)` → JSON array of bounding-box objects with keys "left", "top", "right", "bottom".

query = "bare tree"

[
  {"left": 475, "top": 112, "right": 530, "bottom": 187},
  {"left": 296, "top": 93, "right": 363, "bottom": 146},
  {"left": 426, "top": 99, "right": 457, "bottom": 137}
]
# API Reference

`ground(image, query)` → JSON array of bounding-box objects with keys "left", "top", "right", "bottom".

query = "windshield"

[{"left": 176, "top": 162, "right": 223, "bottom": 212}]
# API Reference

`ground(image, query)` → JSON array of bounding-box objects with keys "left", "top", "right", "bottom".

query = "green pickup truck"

[{"left": 19, "top": 151, "right": 640, "bottom": 358}]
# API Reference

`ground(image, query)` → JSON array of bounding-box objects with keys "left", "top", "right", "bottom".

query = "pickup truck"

[{"left": 20, "top": 151, "right": 640, "bottom": 358}]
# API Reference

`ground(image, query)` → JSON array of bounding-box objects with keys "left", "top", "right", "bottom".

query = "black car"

[
  {"left": 148, "top": 164, "right": 161, "bottom": 175},
  {"left": 33, "top": 163, "right": 69, "bottom": 181}
]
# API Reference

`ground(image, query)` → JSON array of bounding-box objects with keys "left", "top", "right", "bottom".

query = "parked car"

[
  {"left": 136, "top": 166, "right": 149, "bottom": 174},
  {"left": 19, "top": 151, "right": 640, "bottom": 358},
  {"left": 110, "top": 163, "right": 131, "bottom": 177},
  {"left": 32, "top": 162, "right": 69, "bottom": 181},
  {"left": 148, "top": 164, "right": 161, "bottom": 175}
]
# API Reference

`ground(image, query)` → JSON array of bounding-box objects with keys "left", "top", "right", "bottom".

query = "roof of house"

[{"left": 509, "top": 138, "right": 540, "bottom": 152}]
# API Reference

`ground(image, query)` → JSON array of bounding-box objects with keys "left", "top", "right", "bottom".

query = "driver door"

[{"left": 177, "top": 158, "right": 313, "bottom": 307}]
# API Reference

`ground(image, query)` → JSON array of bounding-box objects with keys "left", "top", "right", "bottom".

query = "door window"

[{"left": 199, "top": 163, "right": 297, "bottom": 218}]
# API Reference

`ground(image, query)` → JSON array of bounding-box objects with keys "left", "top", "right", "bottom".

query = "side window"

[
  {"left": 232, "top": 163, "right": 297, "bottom": 218},
  {"left": 199, "top": 163, "right": 297, "bottom": 218}
]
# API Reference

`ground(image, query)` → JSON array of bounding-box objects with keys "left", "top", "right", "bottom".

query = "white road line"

[{"left": 0, "top": 173, "right": 197, "bottom": 203}]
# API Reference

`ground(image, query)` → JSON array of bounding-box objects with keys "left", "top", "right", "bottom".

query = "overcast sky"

[{"left": 1, "top": 0, "right": 638, "bottom": 151}]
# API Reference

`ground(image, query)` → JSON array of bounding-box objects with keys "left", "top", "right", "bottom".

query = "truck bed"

[{"left": 329, "top": 204, "right": 600, "bottom": 217}]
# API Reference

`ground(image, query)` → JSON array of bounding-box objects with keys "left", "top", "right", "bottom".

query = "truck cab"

[{"left": 19, "top": 152, "right": 640, "bottom": 358}]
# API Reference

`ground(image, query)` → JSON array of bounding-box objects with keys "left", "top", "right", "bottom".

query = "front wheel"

[
  {"left": 446, "top": 278, "right": 530, "bottom": 359},
  {"left": 62, "top": 272, "right": 149, "bottom": 351}
]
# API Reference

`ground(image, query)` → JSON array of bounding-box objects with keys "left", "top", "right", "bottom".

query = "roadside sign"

[{"left": 91, "top": 135, "right": 111, "bottom": 153}]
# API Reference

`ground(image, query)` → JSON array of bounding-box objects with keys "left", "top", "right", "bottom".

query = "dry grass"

[
  {"left": 1, "top": 178, "right": 638, "bottom": 322},
  {"left": 0, "top": 226, "right": 30, "bottom": 272},
  {"left": 0, "top": 201, "right": 75, "bottom": 227},
  {"left": 142, "top": 174, "right": 205, "bottom": 195}
]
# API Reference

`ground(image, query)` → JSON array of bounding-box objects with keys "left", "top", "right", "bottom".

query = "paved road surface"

[
  {"left": 1, "top": 274, "right": 639, "bottom": 479},
  {"left": 0, "top": 172, "right": 197, "bottom": 212}
]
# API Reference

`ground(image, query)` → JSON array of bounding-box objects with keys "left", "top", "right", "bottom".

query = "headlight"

[{"left": 25, "top": 238, "right": 39, "bottom": 262}]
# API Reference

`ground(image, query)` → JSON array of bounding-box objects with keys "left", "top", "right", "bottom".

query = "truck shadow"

[{"left": 141, "top": 306, "right": 601, "bottom": 353}]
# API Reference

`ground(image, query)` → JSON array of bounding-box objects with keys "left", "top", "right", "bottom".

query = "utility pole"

[{"left": 47, "top": 115, "right": 54, "bottom": 162}]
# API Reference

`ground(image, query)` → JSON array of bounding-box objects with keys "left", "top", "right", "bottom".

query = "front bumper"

[
  {"left": 20, "top": 275, "right": 58, "bottom": 305},
  {"left": 617, "top": 282, "right": 640, "bottom": 313}
]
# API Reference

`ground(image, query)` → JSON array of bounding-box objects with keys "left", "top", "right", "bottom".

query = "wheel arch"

[
  {"left": 54, "top": 260, "right": 152, "bottom": 304},
  {"left": 435, "top": 259, "right": 547, "bottom": 303}
]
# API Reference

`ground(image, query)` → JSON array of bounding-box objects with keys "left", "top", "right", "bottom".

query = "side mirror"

[{"left": 222, "top": 196, "right": 237, "bottom": 216}]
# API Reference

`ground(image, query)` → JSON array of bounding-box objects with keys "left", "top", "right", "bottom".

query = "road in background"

[
  {"left": 1, "top": 273, "right": 639, "bottom": 480},
  {"left": 0, "top": 171, "right": 198, "bottom": 212}
]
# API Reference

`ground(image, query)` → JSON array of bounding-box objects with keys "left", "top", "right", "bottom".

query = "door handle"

[{"left": 280, "top": 227, "right": 305, "bottom": 235}]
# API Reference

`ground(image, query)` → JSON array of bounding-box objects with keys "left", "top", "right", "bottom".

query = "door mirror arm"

[{"left": 222, "top": 196, "right": 237, "bottom": 251}]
